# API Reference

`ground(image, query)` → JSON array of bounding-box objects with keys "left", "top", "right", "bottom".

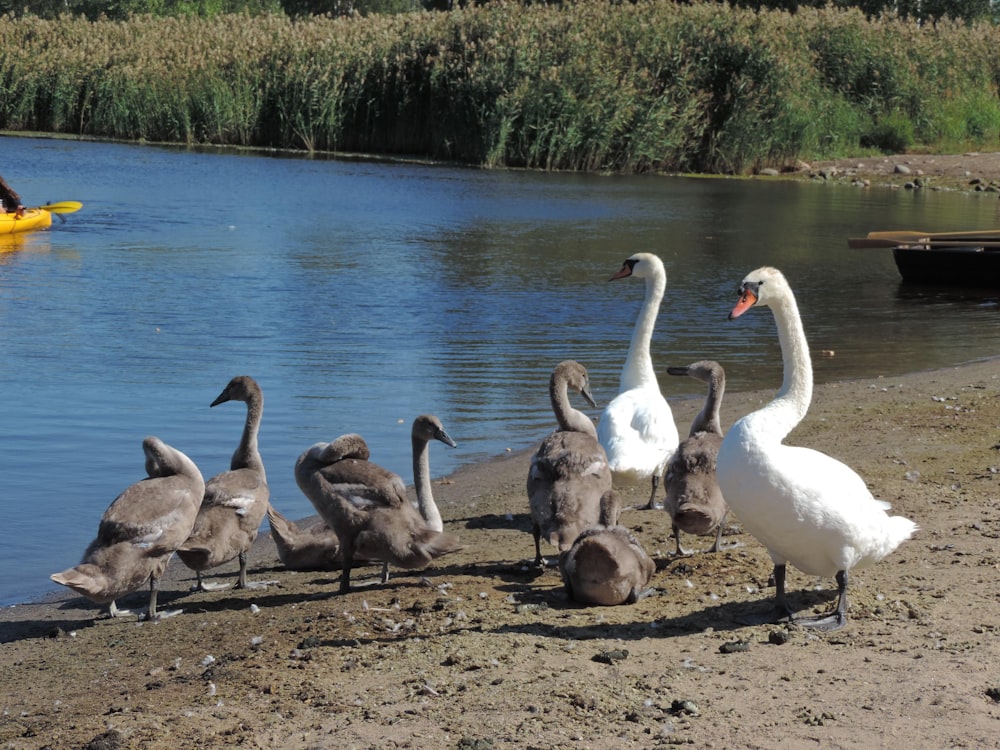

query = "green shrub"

[{"left": 1, "top": 3, "right": 999, "bottom": 172}]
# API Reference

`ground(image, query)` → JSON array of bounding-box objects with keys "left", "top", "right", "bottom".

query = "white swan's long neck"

[
  {"left": 233, "top": 396, "right": 266, "bottom": 482},
  {"left": 413, "top": 436, "right": 443, "bottom": 532},
  {"left": 552, "top": 377, "right": 598, "bottom": 438},
  {"left": 620, "top": 272, "right": 664, "bottom": 391},
  {"left": 759, "top": 291, "right": 813, "bottom": 439}
]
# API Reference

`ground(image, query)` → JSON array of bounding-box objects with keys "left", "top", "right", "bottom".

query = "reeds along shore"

[{"left": 1, "top": 2, "right": 999, "bottom": 173}]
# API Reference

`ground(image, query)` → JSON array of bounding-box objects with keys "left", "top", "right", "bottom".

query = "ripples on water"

[{"left": 0, "top": 136, "right": 997, "bottom": 606}]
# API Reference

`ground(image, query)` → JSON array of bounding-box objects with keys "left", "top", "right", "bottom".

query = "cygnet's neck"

[
  {"left": 413, "top": 435, "right": 443, "bottom": 532},
  {"left": 691, "top": 374, "right": 725, "bottom": 437},
  {"left": 551, "top": 376, "right": 597, "bottom": 438},
  {"left": 232, "top": 396, "right": 267, "bottom": 482}
]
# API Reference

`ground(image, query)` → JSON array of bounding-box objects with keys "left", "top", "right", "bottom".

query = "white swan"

[
  {"left": 598, "top": 253, "right": 679, "bottom": 509},
  {"left": 716, "top": 266, "right": 917, "bottom": 630}
]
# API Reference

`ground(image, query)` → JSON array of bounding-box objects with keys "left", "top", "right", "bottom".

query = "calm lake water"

[{"left": 1, "top": 135, "right": 998, "bottom": 607}]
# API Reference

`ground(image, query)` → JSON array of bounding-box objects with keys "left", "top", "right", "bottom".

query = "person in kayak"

[{"left": 0, "top": 175, "right": 25, "bottom": 217}]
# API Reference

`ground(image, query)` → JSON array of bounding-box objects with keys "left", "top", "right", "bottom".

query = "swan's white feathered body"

[
  {"left": 598, "top": 253, "right": 678, "bottom": 507},
  {"left": 716, "top": 266, "right": 916, "bottom": 629},
  {"left": 720, "top": 413, "right": 915, "bottom": 577}
]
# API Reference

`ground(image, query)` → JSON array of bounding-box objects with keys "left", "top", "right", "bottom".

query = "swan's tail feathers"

[
  {"left": 267, "top": 505, "right": 298, "bottom": 548},
  {"left": 887, "top": 515, "right": 919, "bottom": 547},
  {"left": 50, "top": 565, "right": 113, "bottom": 604},
  {"left": 267, "top": 505, "right": 342, "bottom": 571},
  {"left": 414, "top": 530, "right": 463, "bottom": 564},
  {"left": 363, "top": 529, "right": 463, "bottom": 570}
]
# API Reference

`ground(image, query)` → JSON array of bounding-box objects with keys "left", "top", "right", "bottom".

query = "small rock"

[
  {"left": 768, "top": 629, "right": 791, "bottom": 645},
  {"left": 719, "top": 639, "right": 751, "bottom": 653},
  {"left": 593, "top": 648, "right": 629, "bottom": 664},
  {"left": 670, "top": 698, "right": 700, "bottom": 716},
  {"left": 83, "top": 730, "right": 126, "bottom": 750},
  {"left": 894, "top": 164, "right": 912, "bottom": 175}
]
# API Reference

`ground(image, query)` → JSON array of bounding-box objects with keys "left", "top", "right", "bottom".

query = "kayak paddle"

[{"left": 35, "top": 201, "right": 83, "bottom": 215}]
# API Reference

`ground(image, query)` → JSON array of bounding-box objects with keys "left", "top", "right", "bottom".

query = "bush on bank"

[{"left": 1, "top": 1, "right": 998, "bottom": 173}]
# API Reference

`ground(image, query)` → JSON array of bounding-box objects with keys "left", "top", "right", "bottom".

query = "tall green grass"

[{"left": 1, "top": 2, "right": 999, "bottom": 173}]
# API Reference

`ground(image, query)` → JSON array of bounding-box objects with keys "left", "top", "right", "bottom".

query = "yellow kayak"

[{"left": 0, "top": 208, "right": 53, "bottom": 235}]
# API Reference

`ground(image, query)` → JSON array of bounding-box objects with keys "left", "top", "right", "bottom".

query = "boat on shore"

[
  {"left": 0, "top": 207, "right": 52, "bottom": 235},
  {"left": 848, "top": 229, "right": 1000, "bottom": 287}
]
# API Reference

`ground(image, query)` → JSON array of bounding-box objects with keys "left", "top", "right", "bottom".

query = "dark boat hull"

[{"left": 891, "top": 245, "right": 1000, "bottom": 287}]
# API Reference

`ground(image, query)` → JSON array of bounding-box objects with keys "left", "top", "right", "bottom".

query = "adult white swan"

[
  {"left": 716, "top": 266, "right": 917, "bottom": 631},
  {"left": 598, "top": 253, "right": 679, "bottom": 509}
]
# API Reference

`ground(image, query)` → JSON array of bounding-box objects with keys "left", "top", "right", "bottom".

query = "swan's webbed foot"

[
  {"left": 143, "top": 608, "right": 184, "bottom": 622},
  {"left": 737, "top": 563, "right": 795, "bottom": 626},
  {"left": 192, "top": 581, "right": 232, "bottom": 592},
  {"left": 670, "top": 526, "right": 693, "bottom": 557},
  {"left": 141, "top": 579, "right": 184, "bottom": 622},
  {"left": 107, "top": 601, "right": 133, "bottom": 618},
  {"left": 706, "top": 525, "right": 743, "bottom": 554},
  {"left": 237, "top": 579, "right": 278, "bottom": 591},
  {"left": 792, "top": 570, "right": 848, "bottom": 631},
  {"left": 791, "top": 610, "right": 846, "bottom": 631},
  {"left": 190, "top": 570, "right": 232, "bottom": 592},
  {"left": 631, "top": 475, "right": 663, "bottom": 510}
]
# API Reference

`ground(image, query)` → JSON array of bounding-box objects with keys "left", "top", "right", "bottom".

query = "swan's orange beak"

[
  {"left": 729, "top": 288, "right": 757, "bottom": 320},
  {"left": 609, "top": 259, "right": 635, "bottom": 281}
]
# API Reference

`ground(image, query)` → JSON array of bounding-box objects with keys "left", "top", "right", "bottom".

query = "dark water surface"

[{"left": 1, "top": 135, "right": 997, "bottom": 606}]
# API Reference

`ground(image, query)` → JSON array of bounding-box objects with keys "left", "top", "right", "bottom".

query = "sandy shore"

[
  {"left": 803, "top": 151, "right": 1000, "bottom": 192},
  {"left": 2, "top": 356, "right": 999, "bottom": 749}
]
